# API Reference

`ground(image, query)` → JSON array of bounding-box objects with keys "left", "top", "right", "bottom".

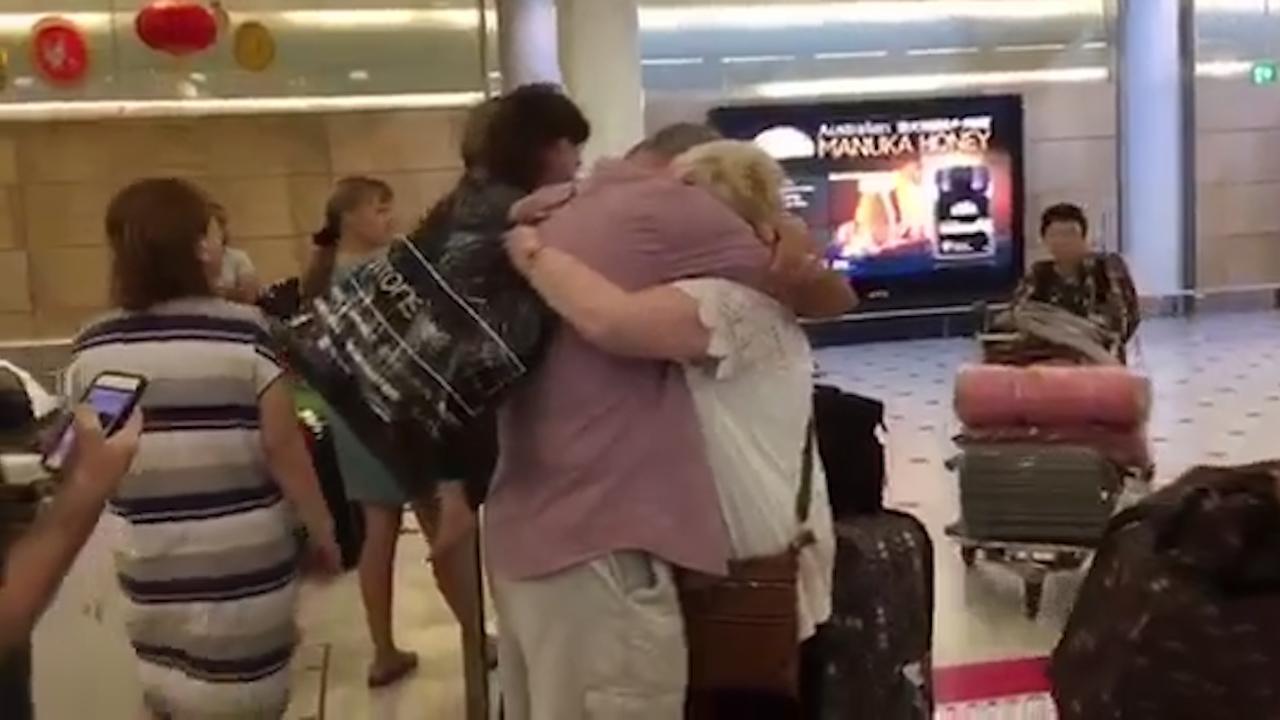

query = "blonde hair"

[{"left": 673, "top": 140, "right": 787, "bottom": 229}]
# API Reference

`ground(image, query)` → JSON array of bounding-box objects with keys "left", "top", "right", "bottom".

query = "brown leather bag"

[{"left": 678, "top": 426, "right": 816, "bottom": 700}]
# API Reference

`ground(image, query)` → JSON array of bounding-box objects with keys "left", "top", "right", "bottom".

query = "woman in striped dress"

[{"left": 65, "top": 178, "right": 341, "bottom": 719}]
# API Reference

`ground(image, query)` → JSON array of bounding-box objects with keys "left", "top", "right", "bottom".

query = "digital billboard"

[{"left": 710, "top": 94, "right": 1025, "bottom": 311}]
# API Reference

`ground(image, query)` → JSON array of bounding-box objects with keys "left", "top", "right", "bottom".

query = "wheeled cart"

[
  {"left": 944, "top": 522, "right": 1094, "bottom": 619},
  {"left": 944, "top": 443, "right": 1127, "bottom": 620}
]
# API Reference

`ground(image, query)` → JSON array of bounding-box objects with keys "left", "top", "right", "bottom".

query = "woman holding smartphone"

[{"left": 65, "top": 178, "right": 340, "bottom": 719}]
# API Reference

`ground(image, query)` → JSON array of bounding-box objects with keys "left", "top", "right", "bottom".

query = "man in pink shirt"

[{"left": 486, "top": 125, "right": 845, "bottom": 720}]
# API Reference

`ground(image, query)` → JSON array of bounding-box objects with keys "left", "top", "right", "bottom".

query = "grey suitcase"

[{"left": 956, "top": 443, "right": 1119, "bottom": 543}]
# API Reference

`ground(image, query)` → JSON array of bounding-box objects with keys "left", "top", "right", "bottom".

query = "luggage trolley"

[
  {"left": 951, "top": 534, "right": 1092, "bottom": 621},
  {"left": 943, "top": 444, "right": 1121, "bottom": 619},
  {"left": 944, "top": 319, "right": 1146, "bottom": 619}
]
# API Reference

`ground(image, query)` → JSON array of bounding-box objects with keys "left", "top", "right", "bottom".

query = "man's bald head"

[{"left": 627, "top": 123, "right": 724, "bottom": 170}]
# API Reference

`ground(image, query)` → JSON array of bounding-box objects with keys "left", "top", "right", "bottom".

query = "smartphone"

[{"left": 42, "top": 372, "right": 147, "bottom": 472}]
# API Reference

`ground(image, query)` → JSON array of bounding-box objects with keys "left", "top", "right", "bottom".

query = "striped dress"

[{"left": 67, "top": 298, "right": 300, "bottom": 719}]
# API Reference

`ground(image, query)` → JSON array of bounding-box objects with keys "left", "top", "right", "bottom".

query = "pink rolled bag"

[{"left": 955, "top": 364, "right": 1151, "bottom": 428}]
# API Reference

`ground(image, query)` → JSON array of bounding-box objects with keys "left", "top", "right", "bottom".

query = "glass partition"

[
  {"left": 637, "top": 0, "right": 1111, "bottom": 100},
  {"left": 1194, "top": 0, "right": 1280, "bottom": 292}
]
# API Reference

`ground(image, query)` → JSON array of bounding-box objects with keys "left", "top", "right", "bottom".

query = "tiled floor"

[
  {"left": 31, "top": 516, "right": 471, "bottom": 720},
  {"left": 28, "top": 310, "right": 1280, "bottom": 718}
]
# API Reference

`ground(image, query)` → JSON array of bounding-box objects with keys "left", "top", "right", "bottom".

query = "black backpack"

[{"left": 813, "top": 384, "right": 886, "bottom": 519}]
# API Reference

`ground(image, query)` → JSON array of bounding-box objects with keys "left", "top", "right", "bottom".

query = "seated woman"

[
  {"left": 208, "top": 203, "right": 262, "bottom": 305},
  {"left": 1012, "top": 203, "right": 1140, "bottom": 352},
  {"left": 506, "top": 140, "right": 852, "bottom": 657}
]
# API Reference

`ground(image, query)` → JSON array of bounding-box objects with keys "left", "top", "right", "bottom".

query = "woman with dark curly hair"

[{"left": 406, "top": 83, "right": 590, "bottom": 520}]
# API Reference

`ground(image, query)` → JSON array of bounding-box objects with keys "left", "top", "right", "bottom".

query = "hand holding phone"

[
  {"left": 64, "top": 405, "right": 143, "bottom": 502},
  {"left": 43, "top": 372, "right": 147, "bottom": 473}
]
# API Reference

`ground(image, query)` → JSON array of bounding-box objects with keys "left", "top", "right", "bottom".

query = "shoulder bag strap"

[{"left": 792, "top": 418, "right": 817, "bottom": 550}]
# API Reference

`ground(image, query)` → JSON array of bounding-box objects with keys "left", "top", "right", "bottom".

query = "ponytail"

[
  {"left": 300, "top": 210, "right": 341, "bottom": 300},
  {"left": 300, "top": 177, "right": 392, "bottom": 300},
  {"left": 311, "top": 215, "right": 340, "bottom": 249}
]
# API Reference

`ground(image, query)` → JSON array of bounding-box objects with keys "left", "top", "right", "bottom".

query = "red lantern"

[
  {"left": 135, "top": 1, "right": 218, "bottom": 57},
  {"left": 31, "top": 18, "right": 90, "bottom": 86}
]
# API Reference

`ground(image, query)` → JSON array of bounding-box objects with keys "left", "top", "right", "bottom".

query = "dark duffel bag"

[
  {"left": 1050, "top": 462, "right": 1280, "bottom": 720},
  {"left": 814, "top": 511, "right": 934, "bottom": 719},
  {"left": 813, "top": 385, "right": 886, "bottom": 519}
]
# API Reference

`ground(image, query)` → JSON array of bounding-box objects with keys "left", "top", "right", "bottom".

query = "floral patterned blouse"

[{"left": 1012, "top": 252, "right": 1140, "bottom": 343}]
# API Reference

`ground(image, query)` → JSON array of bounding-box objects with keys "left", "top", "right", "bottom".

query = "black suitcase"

[
  {"left": 300, "top": 418, "right": 365, "bottom": 570},
  {"left": 812, "top": 510, "right": 934, "bottom": 719},
  {"left": 813, "top": 384, "right": 886, "bottom": 519}
]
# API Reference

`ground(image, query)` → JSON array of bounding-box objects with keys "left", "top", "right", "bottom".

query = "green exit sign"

[{"left": 1252, "top": 61, "right": 1278, "bottom": 85}]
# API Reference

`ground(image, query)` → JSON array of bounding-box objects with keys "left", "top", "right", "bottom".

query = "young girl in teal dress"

[{"left": 301, "top": 177, "right": 480, "bottom": 688}]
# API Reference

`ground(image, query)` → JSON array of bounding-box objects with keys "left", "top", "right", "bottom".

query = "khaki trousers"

[{"left": 491, "top": 552, "right": 687, "bottom": 720}]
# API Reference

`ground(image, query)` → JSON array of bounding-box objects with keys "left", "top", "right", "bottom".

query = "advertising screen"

[{"left": 709, "top": 95, "right": 1025, "bottom": 311}]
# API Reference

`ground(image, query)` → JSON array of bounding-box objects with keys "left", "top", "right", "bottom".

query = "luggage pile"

[
  {"left": 951, "top": 364, "right": 1152, "bottom": 544},
  {"left": 954, "top": 364, "right": 1152, "bottom": 471},
  {"left": 948, "top": 364, "right": 1153, "bottom": 617}
]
